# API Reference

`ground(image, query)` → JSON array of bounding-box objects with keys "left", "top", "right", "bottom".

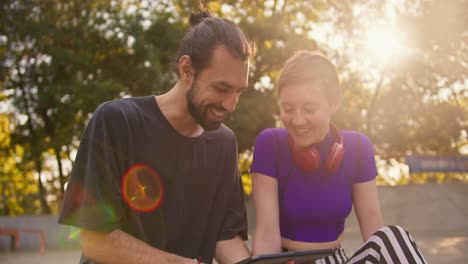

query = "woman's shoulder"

[
  {"left": 257, "top": 127, "right": 288, "bottom": 138},
  {"left": 255, "top": 128, "right": 288, "bottom": 145},
  {"left": 340, "top": 130, "right": 375, "bottom": 154},
  {"left": 341, "top": 130, "right": 372, "bottom": 142}
]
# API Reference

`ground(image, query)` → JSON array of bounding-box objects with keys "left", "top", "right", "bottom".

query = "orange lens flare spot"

[{"left": 121, "top": 164, "right": 164, "bottom": 213}]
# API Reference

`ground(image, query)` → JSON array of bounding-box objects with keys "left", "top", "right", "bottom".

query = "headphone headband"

[
  {"left": 329, "top": 122, "right": 343, "bottom": 147},
  {"left": 288, "top": 122, "right": 344, "bottom": 173}
]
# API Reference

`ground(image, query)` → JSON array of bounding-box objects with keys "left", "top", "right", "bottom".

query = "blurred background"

[{"left": 0, "top": 0, "right": 467, "bottom": 261}]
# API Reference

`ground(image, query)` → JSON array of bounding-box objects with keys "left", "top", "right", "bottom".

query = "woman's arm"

[
  {"left": 215, "top": 235, "right": 251, "bottom": 263},
  {"left": 352, "top": 179, "right": 385, "bottom": 241},
  {"left": 252, "top": 172, "right": 282, "bottom": 255}
]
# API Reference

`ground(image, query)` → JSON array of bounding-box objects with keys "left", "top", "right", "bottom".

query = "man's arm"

[
  {"left": 80, "top": 229, "right": 195, "bottom": 264},
  {"left": 215, "top": 235, "right": 251, "bottom": 264}
]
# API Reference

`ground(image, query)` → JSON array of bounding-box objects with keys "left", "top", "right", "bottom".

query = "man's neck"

[{"left": 155, "top": 82, "right": 204, "bottom": 137}]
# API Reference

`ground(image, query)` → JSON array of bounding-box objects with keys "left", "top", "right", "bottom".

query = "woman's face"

[{"left": 280, "top": 82, "right": 335, "bottom": 148}]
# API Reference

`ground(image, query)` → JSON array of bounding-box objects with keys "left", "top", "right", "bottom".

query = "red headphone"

[{"left": 288, "top": 123, "right": 344, "bottom": 173}]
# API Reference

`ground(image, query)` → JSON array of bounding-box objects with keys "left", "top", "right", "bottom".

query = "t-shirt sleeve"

[
  {"left": 218, "top": 155, "right": 248, "bottom": 241},
  {"left": 58, "top": 103, "right": 128, "bottom": 232},
  {"left": 250, "top": 129, "right": 279, "bottom": 179},
  {"left": 354, "top": 133, "right": 378, "bottom": 183}
]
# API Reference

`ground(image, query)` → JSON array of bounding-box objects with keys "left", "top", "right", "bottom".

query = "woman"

[{"left": 251, "top": 50, "right": 426, "bottom": 263}]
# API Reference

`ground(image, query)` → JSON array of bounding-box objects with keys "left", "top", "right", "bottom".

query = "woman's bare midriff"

[{"left": 281, "top": 232, "right": 344, "bottom": 251}]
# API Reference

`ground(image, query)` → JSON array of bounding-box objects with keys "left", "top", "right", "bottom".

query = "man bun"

[
  {"left": 189, "top": 8, "right": 212, "bottom": 26},
  {"left": 173, "top": 3, "right": 254, "bottom": 77}
]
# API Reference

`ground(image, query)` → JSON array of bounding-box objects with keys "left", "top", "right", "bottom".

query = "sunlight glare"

[{"left": 365, "top": 25, "right": 406, "bottom": 63}]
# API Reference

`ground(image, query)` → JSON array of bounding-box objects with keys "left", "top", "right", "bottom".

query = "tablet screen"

[{"left": 236, "top": 249, "right": 334, "bottom": 264}]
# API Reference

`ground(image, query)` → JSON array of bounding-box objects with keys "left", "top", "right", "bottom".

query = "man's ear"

[{"left": 178, "top": 55, "right": 195, "bottom": 84}]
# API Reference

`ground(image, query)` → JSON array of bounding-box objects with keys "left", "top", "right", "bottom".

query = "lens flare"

[
  {"left": 55, "top": 225, "right": 81, "bottom": 249},
  {"left": 121, "top": 164, "right": 164, "bottom": 213},
  {"left": 67, "top": 228, "right": 80, "bottom": 241}
]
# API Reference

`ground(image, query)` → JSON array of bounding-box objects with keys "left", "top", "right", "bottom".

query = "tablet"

[{"left": 236, "top": 249, "right": 334, "bottom": 264}]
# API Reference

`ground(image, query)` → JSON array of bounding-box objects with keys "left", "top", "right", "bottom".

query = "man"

[{"left": 59, "top": 7, "right": 255, "bottom": 264}]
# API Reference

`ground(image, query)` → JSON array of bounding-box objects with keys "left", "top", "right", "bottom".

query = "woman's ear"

[{"left": 178, "top": 55, "right": 195, "bottom": 84}]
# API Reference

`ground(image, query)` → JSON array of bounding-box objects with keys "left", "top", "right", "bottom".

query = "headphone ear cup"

[
  {"left": 324, "top": 143, "right": 344, "bottom": 173},
  {"left": 288, "top": 136, "right": 321, "bottom": 172}
]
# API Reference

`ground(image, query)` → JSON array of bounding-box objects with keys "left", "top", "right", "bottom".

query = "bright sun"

[{"left": 365, "top": 25, "right": 406, "bottom": 64}]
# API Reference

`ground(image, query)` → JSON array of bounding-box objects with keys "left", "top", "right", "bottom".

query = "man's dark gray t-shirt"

[{"left": 58, "top": 96, "right": 247, "bottom": 264}]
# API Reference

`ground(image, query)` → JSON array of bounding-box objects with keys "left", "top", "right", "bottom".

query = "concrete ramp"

[
  {"left": 342, "top": 183, "right": 468, "bottom": 263},
  {"left": 0, "top": 182, "right": 467, "bottom": 263},
  {"left": 247, "top": 182, "right": 468, "bottom": 264}
]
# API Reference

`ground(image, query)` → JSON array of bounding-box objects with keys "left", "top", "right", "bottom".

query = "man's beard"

[{"left": 186, "top": 81, "right": 224, "bottom": 131}]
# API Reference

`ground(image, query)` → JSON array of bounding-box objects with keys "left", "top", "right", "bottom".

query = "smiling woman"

[{"left": 251, "top": 50, "right": 428, "bottom": 264}]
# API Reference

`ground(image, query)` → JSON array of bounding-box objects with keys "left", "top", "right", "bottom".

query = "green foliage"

[
  {"left": 2, "top": 0, "right": 131, "bottom": 213},
  {"left": 0, "top": 0, "right": 466, "bottom": 215},
  {"left": 0, "top": 0, "right": 185, "bottom": 214},
  {"left": 0, "top": 114, "right": 40, "bottom": 216},
  {"left": 238, "top": 150, "right": 253, "bottom": 197},
  {"left": 326, "top": 0, "right": 467, "bottom": 158}
]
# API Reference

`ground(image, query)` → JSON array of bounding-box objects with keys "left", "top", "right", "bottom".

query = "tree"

[
  {"left": 313, "top": 0, "right": 467, "bottom": 158},
  {"left": 1, "top": 0, "right": 132, "bottom": 213},
  {"left": 0, "top": 0, "right": 187, "bottom": 214},
  {"left": 0, "top": 113, "right": 39, "bottom": 216}
]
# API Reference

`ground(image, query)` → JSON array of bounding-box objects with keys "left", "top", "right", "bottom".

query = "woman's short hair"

[{"left": 277, "top": 50, "right": 341, "bottom": 103}]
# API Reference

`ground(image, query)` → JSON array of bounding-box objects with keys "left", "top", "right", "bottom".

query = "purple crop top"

[{"left": 251, "top": 128, "right": 377, "bottom": 243}]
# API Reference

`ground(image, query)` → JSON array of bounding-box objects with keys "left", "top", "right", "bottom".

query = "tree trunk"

[
  {"left": 36, "top": 159, "right": 51, "bottom": 214},
  {"left": 66, "top": 144, "right": 74, "bottom": 166},
  {"left": 54, "top": 146, "right": 65, "bottom": 203},
  {"left": 365, "top": 70, "right": 386, "bottom": 136}
]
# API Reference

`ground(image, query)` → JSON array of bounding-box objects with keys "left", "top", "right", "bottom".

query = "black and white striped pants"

[{"left": 315, "top": 225, "right": 427, "bottom": 264}]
